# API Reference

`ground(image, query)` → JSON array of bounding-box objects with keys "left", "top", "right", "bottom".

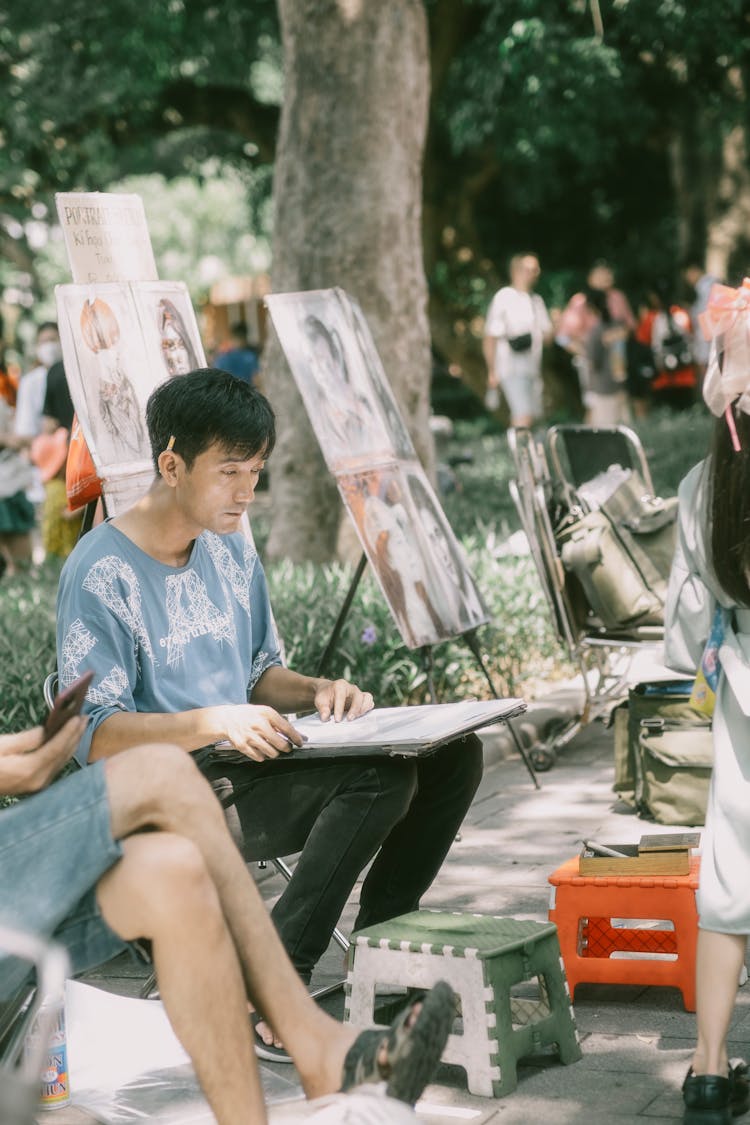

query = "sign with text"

[{"left": 55, "top": 192, "right": 158, "bottom": 284}]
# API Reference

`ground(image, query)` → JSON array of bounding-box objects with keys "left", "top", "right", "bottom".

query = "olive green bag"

[
  {"left": 637, "top": 725, "right": 713, "bottom": 827},
  {"left": 557, "top": 471, "right": 677, "bottom": 631},
  {"left": 613, "top": 681, "right": 713, "bottom": 825}
]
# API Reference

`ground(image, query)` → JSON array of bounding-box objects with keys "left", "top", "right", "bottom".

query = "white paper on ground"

[
  {"left": 269, "top": 1086, "right": 416, "bottom": 1123},
  {"left": 63, "top": 981, "right": 457, "bottom": 1123},
  {"left": 64, "top": 980, "right": 302, "bottom": 1123}
]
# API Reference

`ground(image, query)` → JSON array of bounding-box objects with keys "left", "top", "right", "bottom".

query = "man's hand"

[
  {"left": 0, "top": 717, "right": 85, "bottom": 796},
  {"left": 314, "top": 678, "right": 374, "bottom": 723},
  {"left": 216, "top": 704, "right": 306, "bottom": 763}
]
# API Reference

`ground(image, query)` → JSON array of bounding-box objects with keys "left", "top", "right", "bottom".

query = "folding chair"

[
  {"left": 508, "top": 428, "right": 664, "bottom": 769},
  {"left": 42, "top": 672, "right": 350, "bottom": 1004},
  {"left": 0, "top": 925, "right": 70, "bottom": 1125},
  {"left": 546, "top": 423, "right": 656, "bottom": 512}
]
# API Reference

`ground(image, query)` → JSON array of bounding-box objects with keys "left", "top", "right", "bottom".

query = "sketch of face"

[
  {"left": 80, "top": 298, "right": 120, "bottom": 353},
  {"left": 350, "top": 305, "right": 413, "bottom": 459},
  {"left": 77, "top": 297, "right": 147, "bottom": 460},
  {"left": 419, "top": 502, "right": 461, "bottom": 587},
  {"left": 304, "top": 316, "right": 350, "bottom": 393},
  {"left": 161, "top": 320, "right": 191, "bottom": 377},
  {"left": 384, "top": 479, "right": 403, "bottom": 506},
  {"left": 158, "top": 299, "right": 197, "bottom": 378}
]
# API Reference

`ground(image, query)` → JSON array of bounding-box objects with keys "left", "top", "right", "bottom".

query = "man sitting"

[
  {"left": 0, "top": 718, "right": 455, "bottom": 1122},
  {"left": 56, "top": 368, "right": 483, "bottom": 1053}
]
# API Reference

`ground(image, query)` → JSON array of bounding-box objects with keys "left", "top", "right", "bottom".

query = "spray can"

[{"left": 25, "top": 993, "right": 70, "bottom": 1110}]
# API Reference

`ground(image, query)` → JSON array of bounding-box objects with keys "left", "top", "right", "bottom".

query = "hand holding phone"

[{"left": 43, "top": 671, "right": 94, "bottom": 743}]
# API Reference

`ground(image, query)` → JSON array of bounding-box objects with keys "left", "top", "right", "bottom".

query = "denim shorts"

[{"left": 0, "top": 762, "right": 127, "bottom": 996}]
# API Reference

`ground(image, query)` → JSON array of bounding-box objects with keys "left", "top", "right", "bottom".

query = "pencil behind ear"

[{"left": 157, "top": 445, "right": 182, "bottom": 483}]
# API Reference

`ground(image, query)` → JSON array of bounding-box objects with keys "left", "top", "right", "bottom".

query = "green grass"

[{"left": 0, "top": 562, "right": 60, "bottom": 735}]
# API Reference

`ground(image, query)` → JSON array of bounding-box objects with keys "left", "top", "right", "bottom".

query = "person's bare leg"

[
  {"left": 7, "top": 531, "right": 32, "bottom": 567},
  {"left": 104, "top": 746, "right": 356, "bottom": 1098},
  {"left": 511, "top": 414, "right": 533, "bottom": 428},
  {"left": 96, "top": 832, "right": 267, "bottom": 1125},
  {"left": 0, "top": 538, "right": 12, "bottom": 576},
  {"left": 691, "top": 929, "right": 747, "bottom": 1076}
]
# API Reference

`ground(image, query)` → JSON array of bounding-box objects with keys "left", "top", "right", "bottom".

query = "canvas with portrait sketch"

[
  {"left": 266, "top": 287, "right": 489, "bottom": 649},
  {"left": 55, "top": 279, "right": 206, "bottom": 515}
]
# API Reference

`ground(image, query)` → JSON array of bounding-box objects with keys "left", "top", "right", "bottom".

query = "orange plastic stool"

[{"left": 548, "top": 855, "right": 700, "bottom": 1011}]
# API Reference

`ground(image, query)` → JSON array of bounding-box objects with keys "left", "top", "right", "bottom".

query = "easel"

[{"left": 316, "top": 551, "right": 540, "bottom": 788}]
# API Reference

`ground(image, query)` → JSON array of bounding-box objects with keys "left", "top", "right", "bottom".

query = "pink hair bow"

[{"left": 699, "top": 277, "right": 750, "bottom": 451}]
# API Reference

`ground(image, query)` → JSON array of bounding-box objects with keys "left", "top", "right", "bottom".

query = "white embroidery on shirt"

[
  {"left": 203, "top": 532, "right": 255, "bottom": 616},
  {"left": 59, "top": 618, "right": 128, "bottom": 708},
  {"left": 248, "top": 649, "right": 274, "bottom": 692},
  {"left": 59, "top": 618, "right": 97, "bottom": 687},
  {"left": 162, "top": 570, "right": 235, "bottom": 668},
  {"left": 82, "top": 555, "right": 155, "bottom": 666},
  {"left": 88, "top": 665, "right": 130, "bottom": 707}
]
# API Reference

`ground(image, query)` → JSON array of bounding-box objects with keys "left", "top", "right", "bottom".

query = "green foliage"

[
  {"left": 0, "top": 565, "right": 58, "bottom": 735},
  {"left": 632, "top": 406, "right": 713, "bottom": 497},
  {"left": 428, "top": 0, "right": 750, "bottom": 366},
  {"left": 441, "top": 426, "right": 519, "bottom": 539},
  {"left": 0, "top": 0, "right": 281, "bottom": 302},
  {"left": 444, "top": 6, "right": 628, "bottom": 181},
  {"left": 3, "top": 0, "right": 748, "bottom": 311},
  {"left": 0, "top": 0, "right": 280, "bottom": 197}
]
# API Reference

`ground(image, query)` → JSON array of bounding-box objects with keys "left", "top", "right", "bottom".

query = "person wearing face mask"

[
  {"left": 0, "top": 322, "right": 62, "bottom": 571},
  {"left": 3, "top": 322, "right": 62, "bottom": 466}
]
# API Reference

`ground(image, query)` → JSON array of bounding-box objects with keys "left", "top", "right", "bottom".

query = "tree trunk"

[
  {"left": 667, "top": 110, "right": 714, "bottom": 268},
  {"left": 705, "top": 122, "right": 750, "bottom": 280},
  {"left": 705, "top": 72, "right": 750, "bottom": 281},
  {"left": 265, "top": 0, "right": 432, "bottom": 563},
  {"left": 666, "top": 95, "right": 749, "bottom": 281}
]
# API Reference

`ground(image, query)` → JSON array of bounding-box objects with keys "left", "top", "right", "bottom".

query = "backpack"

[
  {"left": 626, "top": 337, "right": 656, "bottom": 384},
  {"left": 660, "top": 311, "right": 693, "bottom": 372}
]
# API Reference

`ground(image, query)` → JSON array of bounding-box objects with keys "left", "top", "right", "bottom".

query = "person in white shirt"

[
  {"left": 13, "top": 321, "right": 60, "bottom": 438},
  {"left": 0, "top": 322, "right": 61, "bottom": 570},
  {"left": 482, "top": 253, "right": 553, "bottom": 427}
]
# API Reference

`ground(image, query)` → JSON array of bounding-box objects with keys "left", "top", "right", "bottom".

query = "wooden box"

[{"left": 579, "top": 833, "right": 700, "bottom": 876}]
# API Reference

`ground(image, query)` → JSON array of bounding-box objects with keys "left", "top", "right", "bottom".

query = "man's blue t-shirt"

[{"left": 56, "top": 522, "right": 282, "bottom": 764}]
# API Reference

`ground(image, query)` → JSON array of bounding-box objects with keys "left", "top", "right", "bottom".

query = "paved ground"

[{"left": 43, "top": 688, "right": 747, "bottom": 1124}]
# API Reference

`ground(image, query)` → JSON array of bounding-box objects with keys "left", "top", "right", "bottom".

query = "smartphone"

[{"left": 42, "top": 671, "right": 94, "bottom": 742}]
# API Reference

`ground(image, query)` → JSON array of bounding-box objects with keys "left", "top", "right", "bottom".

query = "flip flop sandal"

[
  {"left": 340, "top": 980, "right": 456, "bottom": 1105},
  {"left": 251, "top": 1011, "right": 293, "bottom": 1064}
]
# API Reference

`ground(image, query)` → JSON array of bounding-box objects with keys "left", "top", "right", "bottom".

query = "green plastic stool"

[{"left": 345, "top": 910, "right": 582, "bottom": 1098}]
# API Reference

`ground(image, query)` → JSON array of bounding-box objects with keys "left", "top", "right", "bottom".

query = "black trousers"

[{"left": 200, "top": 736, "right": 483, "bottom": 982}]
